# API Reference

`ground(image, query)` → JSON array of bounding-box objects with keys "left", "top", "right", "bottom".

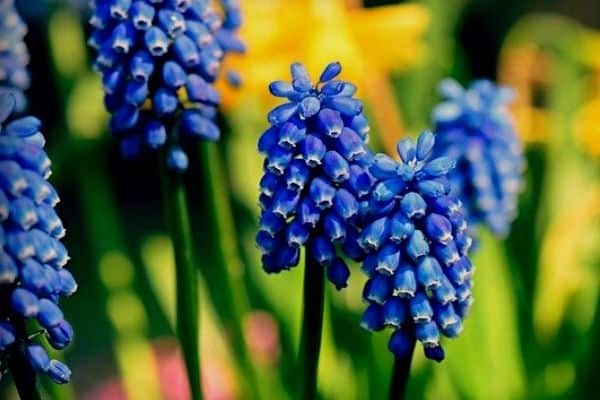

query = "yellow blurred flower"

[
  {"left": 578, "top": 30, "right": 600, "bottom": 70},
  {"left": 219, "top": 0, "right": 427, "bottom": 108},
  {"left": 218, "top": 0, "right": 429, "bottom": 153},
  {"left": 573, "top": 32, "right": 600, "bottom": 157},
  {"left": 534, "top": 184, "right": 600, "bottom": 342},
  {"left": 500, "top": 24, "right": 600, "bottom": 153},
  {"left": 498, "top": 44, "right": 551, "bottom": 144},
  {"left": 573, "top": 97, "right": 600, "bottom": 157}
]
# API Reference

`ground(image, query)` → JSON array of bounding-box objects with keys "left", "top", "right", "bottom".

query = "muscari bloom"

[
  {"left": 256, "top": 62, "right": 373, "bottom": 289},
  {"left": 89, "top": 0, "right": 237, "bottom": 172},
  {"left": 0, "top": 0, "right": 30, "bottom": 111},
  {"left": 0, "top": 94, "right": 76, "bottom": 383},
  {"left": 432, "top": 79, "right": 524, "bottom": 237},
  {"left": 359, "top": 131, "right": 473, "bottom": 362}
]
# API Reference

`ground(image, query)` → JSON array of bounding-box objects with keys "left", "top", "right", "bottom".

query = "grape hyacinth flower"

[
  {"left": 0, "top": 94, "right": 76, "bottom": 384},
  {"left": 359, "top": 131, "right": 474, "bottom": 363},
  {"left": 256, "top": 61, "right": 373, "bottom": 289},
  {"left": 89, "top": 0, "right": 232, "bottom": 172},
  {"left": 0, "top": 0, "right": 30, "bottom": 111},
  {"left": 257, "top": 61, "right": 373, "bottom": 400},
  {"left": 432, "top": 79, "right": 524, "bottom": 237}
]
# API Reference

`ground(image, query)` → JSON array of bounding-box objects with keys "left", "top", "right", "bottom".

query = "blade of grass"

[
  {"left": 196, "top": 141, "right": 264, "bottom": 399},
  {"left": 444, "top": 230, "right": 526, "bottom": 399},
  {"left": 159, "top": 157, "right": 203, "bottom": 400},
  {"left": 76, "top": 145, "right": 162, "bottom": 400}
]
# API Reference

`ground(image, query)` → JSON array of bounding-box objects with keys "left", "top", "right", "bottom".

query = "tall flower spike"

[
  {"left": 89, "top": 0, "right": 231, "bottom": 172},
  {"left": 431, "top": 78, "right": 524, "bottom": 237},
  {"left": 0, "top": 0, "right": 30, "bottom": 111},
  {"left": 359, "top": 131, "right": 474, "bottom": 362},
  {"left": 0, "top": 94, "right": 76, "bottom": 384},
  {"left": 256, "top": 61, "right": 374, "bottom": 289}
]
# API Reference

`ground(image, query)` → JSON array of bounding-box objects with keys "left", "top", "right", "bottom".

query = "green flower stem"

[
  {"left": 388, "top": 341, "right": 416, "bottom": 400},
  {"left": 9, "top": 345, "right": 42, "bottom": 400},
  {"left": 298, "top": 245, "right": 325, "bottom": 400},
  {"left": 197, "top": 142, "right": 262, "bottom": 399},
  {"left": 159, "top": 156, "right": 203, "bottom": 400}
]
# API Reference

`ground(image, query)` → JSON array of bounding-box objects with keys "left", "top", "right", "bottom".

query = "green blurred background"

[{"left": 2, "top": 0, "right": 599, "bottom": 398}]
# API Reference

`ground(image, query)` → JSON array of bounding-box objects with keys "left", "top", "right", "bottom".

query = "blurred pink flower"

[
  {"left": 244, "top": 311, "right": 280, "bottom": 365},
  {"left": 83, "top": 380, "right": 126, "bottom": 400},
  {"left": 83, "top": 338, "right": 238, "bottom": 400}
]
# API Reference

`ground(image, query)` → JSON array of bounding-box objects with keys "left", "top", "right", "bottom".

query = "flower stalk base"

[
  {"left": 9, "top": 345, "right": 42, "bottom": 400},
  {"left": 388, "top": 340, "right": 416, "bottom": 400},
  {"left": 298, "top": 243, "right": 326, "bottom": 400}
]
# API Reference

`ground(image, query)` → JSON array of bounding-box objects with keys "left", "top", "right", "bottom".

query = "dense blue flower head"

[
  {"left": 89, "top": 0, "right": 232, "bottom": 172},
  {"left": 432, "top": 78, "right": 524, "bottom": 237},
  {"left": 256, "top": 62, "right": 374, "bottom": 289},
  {"left": 0, "top": 94, "right": 76, "bottom": 383},
  {"left": 358, "top": 131, "right": 474, "bottom": 362},
  {"left": 0, "top": 0, "right": 30, "bottom": 111}
]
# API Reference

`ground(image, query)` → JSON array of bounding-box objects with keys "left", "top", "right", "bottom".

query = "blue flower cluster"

[
  {"left": 256, "top": 62, "right": 373, "bottom": 289},
  {"left": 215, "top": 0, "right": 244, "bottom": 87},
  {"left": 89, "top": 0, "right": 234, "bottom": 172},
  {"left": 0, "top": 94, "right": 76, "bottom": 383},
  {"left": 358, "top": 131, "right": 474, "bottom": 362},
  {"left": 0, "top": 0, "right": 30, "bottom": 112},
  {"left": 432, "top": 79, "right": 524, "bottom": 237}
]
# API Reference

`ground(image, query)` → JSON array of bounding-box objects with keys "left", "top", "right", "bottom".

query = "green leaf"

[
  {"left": 196, "top": 141, "right": 265, "bottom": 399},
  {"left": 441, "top": 231, "right": 526, "bottom": 399},
  {"left": 159, "top": 162, "right": 203, "bottom": 400}
]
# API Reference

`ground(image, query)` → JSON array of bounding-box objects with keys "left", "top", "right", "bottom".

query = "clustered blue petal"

[
  {"left": 432, "top": 78, "right": 524, "bottom": 237},
  {"left": 0, "top": 94, "right": 76, "bottom": 383},
  {"left": 89, "top": 0, "right": 231, "bottom": 172},
  {"left": 256, "top": 62, "right": 373, "bottom": 289},
  {"left": 215, "top": 0, "right": 244, "bottom": 87},
  {"left": 358, "top": 131, "right": 474, "bottom": 362},
  {"left": 0, "top": 0, "right": 30, "bottom": 111}
]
